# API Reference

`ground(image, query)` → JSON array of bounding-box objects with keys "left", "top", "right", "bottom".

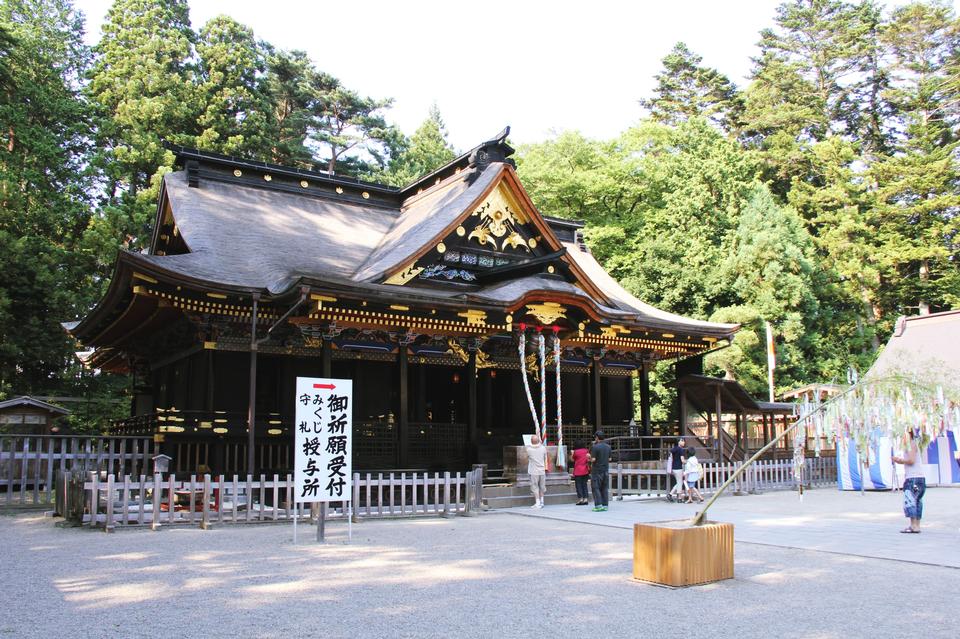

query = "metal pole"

[
  {"left": 247, "top": 293, "right": 260, "bottom": 477},
  {"left": 317, "top": 501, "right": 326, "bottom": 542}
]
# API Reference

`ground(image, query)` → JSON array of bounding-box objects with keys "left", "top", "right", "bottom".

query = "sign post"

[{"left": 293, "top": 377, "right": 352, "bottom": 543}]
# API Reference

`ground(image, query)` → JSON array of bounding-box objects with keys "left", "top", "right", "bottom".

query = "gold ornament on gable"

[{"left": 468, "top": 184, "right": 532, "bottom": 253}]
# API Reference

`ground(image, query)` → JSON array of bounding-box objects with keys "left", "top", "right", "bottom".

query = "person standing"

[
  {"left": 666, "top": 438, "right": 686, "bottom": 502},
  {"left": 589, "top": 431, "right": 612, "bottom": 512},
  {"left": 569, "top": 440, "right": 591, "bottom": 505},
  {"left": 525, "top": 434, "right": 547, "bottom": 509},
  {"left": 893, "top": 430, "right": 925, "bottom": 533},
  {"left": 683, "top": 447, "right": 704, "bottom": 504}
]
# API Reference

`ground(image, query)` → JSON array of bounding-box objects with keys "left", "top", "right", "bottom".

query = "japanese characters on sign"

[{"left": 294, "top": 377, "right": 352, "bottom": 503}]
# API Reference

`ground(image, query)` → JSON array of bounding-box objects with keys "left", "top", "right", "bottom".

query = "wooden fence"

[
  {"left": 610, "top": 457, "right": 838, "bottom": 500},
  {"left": 78, "top": 468, "right": 485, "bottom": 530},
  {"left": 0, "top": 435, "right": 154, "bottom": 506}
]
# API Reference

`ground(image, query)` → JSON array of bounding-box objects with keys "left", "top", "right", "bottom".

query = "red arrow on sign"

[{"left": 313, "top": 383, "right": 336, "bottom": 390}]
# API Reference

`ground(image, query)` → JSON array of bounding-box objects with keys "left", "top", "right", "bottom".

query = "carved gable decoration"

[
  {"left": 468, "top": 183, "right": 534, "bottom": 253},
  {"left": 385, "top": 178, "right": 553, "bottom": 286}
]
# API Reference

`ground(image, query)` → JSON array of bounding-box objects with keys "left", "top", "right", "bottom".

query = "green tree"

[
  {"left": 309, "top": 84, "right": 395, "bottom": 176},
  {"left": 870, "top": 0, "right": 960, "bottom": 315},
  {"left": 515, "top": 130, "right": 637, "bottom": 222},
  {"left": 711, "top": 185, "right": 822, "bottom": 391},
  {"left": 0, "top": 0, "right": 99, "bottom": 398},
  {"left": 85, "top": 0, "right": 198, "bottom": 262},
  {"left": 640, "top": 42, "right": 743, "bottom": 133},
  {"left": 378, "top": 104, "right": 457, "bottom": 186},
  {"left": 261, "top": 48, "right": 333, "bottom": 167},
  {"left": 195, "top": 15, "right": 271, "bottom": 159}
]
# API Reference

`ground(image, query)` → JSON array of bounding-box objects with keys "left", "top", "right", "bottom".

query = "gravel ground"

[{"left": 0, "top": 506, "right": 955, "bottom": 639}]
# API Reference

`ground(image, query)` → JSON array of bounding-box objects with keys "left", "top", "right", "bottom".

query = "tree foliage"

[
  {"left": 378, "top": 104, "right": 457, "bottom": 186},
  {"left": 3, "top": 0, "right": 959, "bottom": 430},
  {"left": 640, "top": 42, "right": 743, "bottom": 133},
  {"left": 0, "top": 0, "right": 127, "bottom": 428}
]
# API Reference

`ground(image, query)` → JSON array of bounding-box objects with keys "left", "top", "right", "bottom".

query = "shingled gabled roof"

[{"left": 69, "top": 129, "right": 738, "bottom": 353}]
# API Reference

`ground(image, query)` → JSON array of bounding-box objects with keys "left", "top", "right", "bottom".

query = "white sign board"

[{"left": 294, "top": 377, "right": 352, "bottom": 503}]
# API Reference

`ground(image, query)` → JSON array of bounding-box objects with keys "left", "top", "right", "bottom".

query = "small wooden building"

[
  {"left": 0, "top": 396, "right": 70, "bottom": 435},
  {"left": 67, "top": 130, "right": 738, "bottom": 475}
]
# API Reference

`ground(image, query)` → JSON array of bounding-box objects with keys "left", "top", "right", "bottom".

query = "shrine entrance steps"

[{"left": 483, "top": 472, "right": 580, "bottom": 509}]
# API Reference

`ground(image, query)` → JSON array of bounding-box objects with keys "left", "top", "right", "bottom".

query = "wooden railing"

[
  {"left": 76, "top": 467, "right": 484, "bottom": 530},
  {"left": 610, "top": 456, "right": 837, "bottom": 499},
  {"left": 0, "top": 435, "right": 154, "bottom": 506}
]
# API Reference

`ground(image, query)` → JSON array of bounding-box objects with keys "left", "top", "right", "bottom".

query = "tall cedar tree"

[
  {"left": 261, "top": 48, "right": 333, "bottom": 168},
  {"left": 640, "top": 42, "right": 743, "bottom": 133},
  {"left": 743, "top": 0, "right": 891, "bottom": 364},
  {"left": 195, "top": 15, "right": 272, "bottom": 160},
  {"left": 0, "top": 0, "right": 127, "bottom": 426},
  {"left": 871, "top": 1, "right": 960, "bottom": 315},
  {"left": 710, "top": 185, "right": 822, "bottom": 391},
  {"left": 378, "top": 104, "right": 457, "bottom": 186},
  {"left": 85, "top": 0, "right": 197, "bottom": 262}
]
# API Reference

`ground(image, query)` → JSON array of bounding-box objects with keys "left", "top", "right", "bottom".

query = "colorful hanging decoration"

[{"left": 794, "top": 373, "right": 960, "bottom": 481}]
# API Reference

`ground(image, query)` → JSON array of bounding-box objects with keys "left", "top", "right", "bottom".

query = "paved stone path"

[
  {"left": 0, "top": 486, "right": 956, "bottom": 638},
  {"left": 510, "top": 486, "right": 960, "bottom": 567}
]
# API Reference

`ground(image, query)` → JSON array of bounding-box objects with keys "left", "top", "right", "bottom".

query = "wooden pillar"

[
  {"left": 397, "top": 338, "right": 409, "bottom": 468},
  {"left": 714, "top": 384, "right": 723, "bottom": 461},
  {"left": 482, "top": 369, "right": 492, "bottom": 434},
  {"left": 742, "top": 414, "right": 749, "bottom": 459},
  {"left": 246, "top": 294, "right": 259, "bottom": 477},
  {"left": 734, "top": 412, "right": 744, "bottom": 458},
  {"left": 467, "top": 346, "right": 478, "bottom": 463},
  {"left": 783, "top": 414, "right": 790, "bottom": 452},
  {"left": 639, "top": 361, "right": 651, "bottom": 435},
  {"left": 205, "top": 350, "right": 215, "bottom": 411},
  {"left": 591, "top": 356, "right": 603, "bottom": 432},
  {"left": 678, "top": 388, "right": 688, "bottom": 439}
]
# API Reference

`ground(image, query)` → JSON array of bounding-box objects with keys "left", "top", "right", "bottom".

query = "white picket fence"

[
  {"left": 610, "top": 457, "right": 837, "bottom": 499},
  {"left": 81, "top": 468, "right": 484, "bottom": 530}
]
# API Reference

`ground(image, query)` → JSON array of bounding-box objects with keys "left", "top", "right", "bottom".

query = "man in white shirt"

[{"left": 525, "top": 434, "right": 547, "bottom": 509}]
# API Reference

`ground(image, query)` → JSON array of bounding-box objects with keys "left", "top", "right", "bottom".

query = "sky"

[{"left": 71, "top": 0, "right": 919, "bottom": 152}]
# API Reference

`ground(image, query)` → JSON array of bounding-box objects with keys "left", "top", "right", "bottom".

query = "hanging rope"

[
  {"left": 538, "top": 331, "right": 551, "bottom": 472},
  {"left": 518, "top": 325, "right": 539, "bottom": 433},
  {"left": 554, "top": 328, "right": 565, "bottom": 470},
  {"left": 538, "top": 332, "right": 547, "bottom": 442}
]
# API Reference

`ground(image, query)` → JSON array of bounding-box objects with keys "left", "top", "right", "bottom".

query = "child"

[
  {"left": 683, "top": 447, "right": 704, "bottom": 504},
  {"left": 569, "top": 440, "right": 591, "bottom": 505}
]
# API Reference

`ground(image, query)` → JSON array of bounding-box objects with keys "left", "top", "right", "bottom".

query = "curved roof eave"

[{"left": 561, "top": 241, "right": 739, "bottom": 337}]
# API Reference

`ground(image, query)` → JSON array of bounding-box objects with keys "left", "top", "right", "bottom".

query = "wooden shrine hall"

[{"left": 66, "top": 129, "right": 739, "bottom": 475}]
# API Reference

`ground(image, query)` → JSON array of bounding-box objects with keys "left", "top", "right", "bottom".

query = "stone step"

[
  {"left": 483, "top": 481, "right": 576, "bottom": 498},
  {"left": 484, "top": 491, "right": 584, "bottom": 509}
]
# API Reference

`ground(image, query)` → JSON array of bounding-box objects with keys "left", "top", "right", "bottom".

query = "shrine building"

[{"left": 66, "top": 129, "right": 738, "bottom": 475}]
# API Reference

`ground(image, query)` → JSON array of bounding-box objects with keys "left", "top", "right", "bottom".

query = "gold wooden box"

[{"left": 632, "top": 520, "right": 734, "bottom": 587}]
